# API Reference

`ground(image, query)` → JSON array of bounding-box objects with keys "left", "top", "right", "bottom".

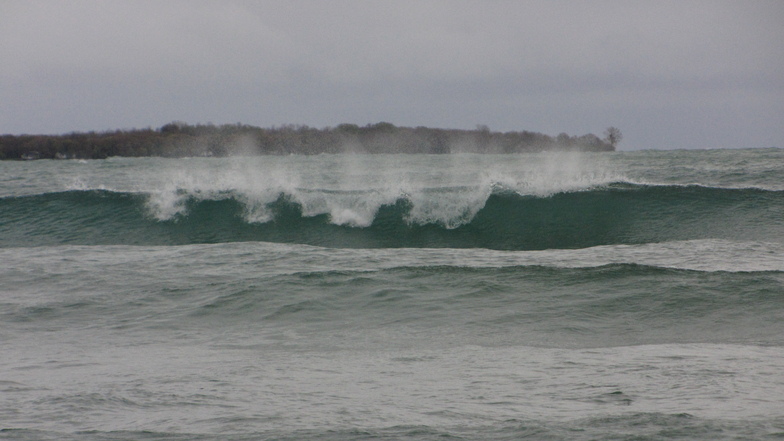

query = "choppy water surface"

[{"left": 1, "top": 149, "right": 783, "bottom": 440}]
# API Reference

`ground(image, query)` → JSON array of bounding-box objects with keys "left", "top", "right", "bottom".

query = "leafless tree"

[{"left": 604, "top": 127, "right": 622, "bottom": 148}]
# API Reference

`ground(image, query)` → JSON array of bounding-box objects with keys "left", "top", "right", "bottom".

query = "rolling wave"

[
  {"left": 4, "top": 260, "right": 782, "bottom": 347},
  {"left": 1, "top": 183, "right": 782, "bottom": 249}
]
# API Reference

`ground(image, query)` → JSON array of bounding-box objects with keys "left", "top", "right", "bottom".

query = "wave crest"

[{"left": 1, "top": 184, "right": 781, "bottom": 249}]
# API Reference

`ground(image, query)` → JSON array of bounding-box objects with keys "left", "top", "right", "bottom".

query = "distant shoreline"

[{"left": 1, "top": 122, "right": 614, "bottom": 160}]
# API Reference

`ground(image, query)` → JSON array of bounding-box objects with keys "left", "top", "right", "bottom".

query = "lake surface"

[{"left": 1, "top": 149, "right": 783, "bottom": 440}]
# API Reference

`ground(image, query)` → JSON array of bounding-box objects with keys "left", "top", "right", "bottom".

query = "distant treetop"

[{"left": 1, "top": 122, "right": 616, "bottom": 160}]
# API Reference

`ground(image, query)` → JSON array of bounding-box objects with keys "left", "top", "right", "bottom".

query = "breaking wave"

[{"left": 1, "top": 183, "right": 782, "bottom": 249}]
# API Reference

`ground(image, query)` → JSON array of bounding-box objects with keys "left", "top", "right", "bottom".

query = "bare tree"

[{"left": 604, "top": 127, "right": 622, "bottom": 148}]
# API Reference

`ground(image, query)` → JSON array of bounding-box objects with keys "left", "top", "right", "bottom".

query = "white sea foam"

[
  {"left": 132, "top": 152, "right": 627, "bottom": 226},
  {"left": 211, "top": 239, "right": 784, "bottom": 275}
]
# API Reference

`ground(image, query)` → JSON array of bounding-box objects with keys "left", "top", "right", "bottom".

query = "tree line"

[{"left": 0, "top": 122, "right": 617, "bottom": 160}]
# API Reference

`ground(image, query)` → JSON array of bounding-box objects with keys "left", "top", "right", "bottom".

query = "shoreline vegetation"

[{"left": 1, "top": 122, "right": 617, "bottom": 160}]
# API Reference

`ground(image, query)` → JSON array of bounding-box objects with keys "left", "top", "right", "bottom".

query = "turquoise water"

[{"left": 1, "top": 149, "right": 783, "bottom": 440}]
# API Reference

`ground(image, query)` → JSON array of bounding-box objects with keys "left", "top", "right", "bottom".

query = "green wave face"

[{"left": 1, "top": 184, "right": 782, "bottom": 249}]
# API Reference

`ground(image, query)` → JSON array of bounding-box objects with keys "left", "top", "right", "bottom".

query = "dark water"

[{"left": 1, "top": 150, "right": 783, "bottom": 440}]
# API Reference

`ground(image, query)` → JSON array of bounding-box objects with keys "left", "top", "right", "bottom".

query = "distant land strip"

[{"left": 1, "top": 122, "right": 616, "bottom": 160}]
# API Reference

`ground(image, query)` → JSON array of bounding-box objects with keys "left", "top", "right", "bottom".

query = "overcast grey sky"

[{"left": 1, "top": 0, "right": 782, "bottom": 149}]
